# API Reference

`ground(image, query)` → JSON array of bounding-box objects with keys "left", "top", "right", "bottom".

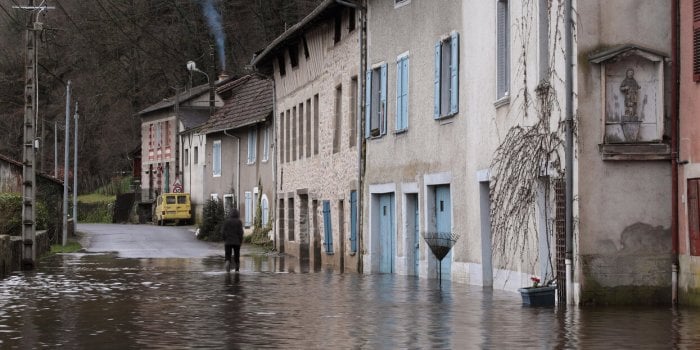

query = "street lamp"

[{"left": 186, "top": 60, "right": 214, "bottom": 114}]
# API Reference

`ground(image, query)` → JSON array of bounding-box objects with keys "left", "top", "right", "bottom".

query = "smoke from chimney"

[{"left": 200, "top": 0, "right": 226, "bottom": 72}]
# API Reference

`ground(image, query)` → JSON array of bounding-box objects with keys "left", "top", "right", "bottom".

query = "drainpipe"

[
  {"left": 335, "top": 0, "right": 366, "bottom": 273},
  {"left": 564, "top": 0, "right": 574, "bottom": 305},
  {"left": 671, "top": 0, "right": 680, "bottom": 306},
  {"left": 223, "top": 130, "right": 240, "bottom": 209}
]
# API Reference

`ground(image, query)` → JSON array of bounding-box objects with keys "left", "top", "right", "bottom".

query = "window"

[
  {"left": 288, "top": 197, "right": 295, "bottom": 241},
  {"left": 349, "top": 190, "right": 357, "bottom": 253},
  {"left": 334, "top": 14, "right": 342, "bottom": 44},
  {"left": 303, "top": 36, "right": 310, "bottom": 59},
  {"left": 262, "top": 125, "right": 270, "bottom": 162},
  {"left": 211, "top": 193, "right": 219, "bottom": 201},
  {"left": 298, "top": 103, "right": 304, "bottom": 159},
  {"left": 314, "top": 94, "right": 320, "bottom": 154},
  {"left": 323, "top": 200, "right": 333, "bottom": 253},
  {"left": 224, "top": 194, "right": 234, "bottom": 215},
  {"left": 184, "top": 148, "right": 189, "bottom": 166},
  {"left": 247, "top": 127, "right": 257, "bottom": 164},
  {"left": 695, "top": 0, "right": 700, "bottom": 81},
  {"left": 688, "top": 179, "right": 700, "bottom": 255},
  {"left": 348, "top": 8, "right": 356, "bottom": 32},
  {"left": 212, "top": 140, "right": 221, "bottom": 177},
  {"left": 194, "top": 146, "right": 198, "bottom": 164},
  {"left": 395, "top": 0, "right": 410, "bottom": 7},
  {"left": 349, "top": 76, "right": 358, "bottom": 147},
  {"left": 289, "top": 44, "right": 299, "bottom": 68},
  {"left": 261, "top": 195, "right": 269, "bottom": 226},
  {"left": 333, "top": 84, "right": 342, "bottom": 153},
  {"left": 277, "top": 54, "right": 286, "bottom": 76},
  {"left": 306, "top": 98, "right": 311, "bottom": 157},
  {"left": 279, "top": 112, "right": 285, "bottom": 164},
  {"left": 245, "top": 191, "right": 252, "bottom": 227},
  {"left": 365, "top": 63, "right": 387, "bottom": 138},
  {"left": 497, "top": 0, "right": 510, "bottom": 98},
  {"left": 286, "top": 109, "right": 291, "bottom": 162},
  {"left": 396, "top": 54, "right": 409, "bottom": 131},
  {"left": 434, "top": 32, "right": 459, "bottom": 118},
  {"left": 292, "top": 106, "right": 297, "bottom": 161}
]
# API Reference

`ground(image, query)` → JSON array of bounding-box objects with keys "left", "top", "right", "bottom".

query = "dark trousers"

[{"left": 225, "top": 244, "right": 241, "bottom": 269}]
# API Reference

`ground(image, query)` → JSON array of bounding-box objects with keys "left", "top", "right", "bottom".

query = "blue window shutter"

[
  {"left": 380, "top": 63, "right": 387, "bottom": 135},
  {"left": 323, "top": 200, "right": 333, "bottom": 253},
  {"left": 434, "top": 41, "right": 441, "bottom": 119},
  {"left": 350, "top": 191, "right": 357, "bottom": 253},
  {"left": 401, "top": 57, "right": 409, "bottom": 129},
  {"left": 450, "top": 32, "right": 459, "bottom": 115},
  {"left": 395, "top": 59, "right": 403, "bottom": 131},
  {"left": 365, "top": 70, "right": 372, "bottom": 138}
]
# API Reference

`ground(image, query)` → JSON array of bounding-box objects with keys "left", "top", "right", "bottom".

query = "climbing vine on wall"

[{"left": 489, "top": 0, "right": 573, "bottom": 277}]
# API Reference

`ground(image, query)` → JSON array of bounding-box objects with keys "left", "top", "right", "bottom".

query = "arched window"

[{"left": 261, "top": 195, "right": 270, "bottom": 226}]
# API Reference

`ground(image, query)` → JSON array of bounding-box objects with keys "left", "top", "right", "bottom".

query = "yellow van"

[{"left": 153, "top": 193, "right": 192, "bottom": 225}]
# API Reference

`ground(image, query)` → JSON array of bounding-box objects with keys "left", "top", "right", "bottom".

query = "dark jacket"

[{"left": 221, "top": 209, "right": 244, "bottom": 245}]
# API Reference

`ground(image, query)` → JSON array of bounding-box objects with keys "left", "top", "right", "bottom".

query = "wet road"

[{"left": 1, "top": 224, "right": 700, "bottom": 349}]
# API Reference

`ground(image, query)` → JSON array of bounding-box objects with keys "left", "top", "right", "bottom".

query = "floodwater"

[{"left": 1, "top": 251, "right": 700, "bottom": 349}]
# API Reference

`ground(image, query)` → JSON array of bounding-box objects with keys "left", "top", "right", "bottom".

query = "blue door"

[
  {"left": 379, "top": 193, "right": 395, "bottom": 273},
  {"left": 435, "top": 185, "right": 451, "bottom": 280}
]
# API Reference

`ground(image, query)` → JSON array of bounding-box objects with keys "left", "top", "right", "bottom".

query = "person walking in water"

[{"left": 221, "top": 208, "right": 244, "bottom": 272}]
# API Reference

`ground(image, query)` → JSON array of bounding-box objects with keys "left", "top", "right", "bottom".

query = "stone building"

[{"left": 252, "top": 0, "right": 361, "bottom": 271}]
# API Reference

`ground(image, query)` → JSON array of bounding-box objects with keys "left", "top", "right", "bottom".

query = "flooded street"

[{"left": 1, "top": 225, "right": 700, "bottom": 348}]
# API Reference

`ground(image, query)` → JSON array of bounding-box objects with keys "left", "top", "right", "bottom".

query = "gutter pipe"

[
  {"left": 564, "top": 0, "right": 574, "bottom": 305},
  {"left": 671, "top": 0, "right": 680, "bottom": 306}
]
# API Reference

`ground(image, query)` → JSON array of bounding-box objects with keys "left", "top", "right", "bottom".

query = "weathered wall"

[
  {"left": 271, "top": 6, "right": 360, "bottom": 272},
  {"left": 0, "top": 231, "right": 51, "bottom": 280},
  {"left": 577, "top": 0, "right": 672, "bottom": 305},
  {"left": 678, "top": 0, "right": 700, "bottom": 306},
  {"left": 364, "top": 0, "right": 463, "bottom": 278}
]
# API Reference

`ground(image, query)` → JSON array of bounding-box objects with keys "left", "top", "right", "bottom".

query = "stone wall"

[{"left": 0, "top": 230, "right": 52, "bottom": 279}]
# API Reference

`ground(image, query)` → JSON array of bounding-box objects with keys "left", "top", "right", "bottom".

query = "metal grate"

[{"left": 555, "top": 179, "right": 567, "bottom": 304}]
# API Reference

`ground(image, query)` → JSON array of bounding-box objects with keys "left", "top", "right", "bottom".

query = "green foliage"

[
  {"left": 95, "top": 176, "right": 133, "bottom": 196},
  {"left": 248, "top": 226, "right": 273, "bottom": 250},
  {"left": 78, "top": 193, "right": 117, "bottom": 204},
  {"left": 198, "top": 199, "right": 225, "bottom": 241},
  {"left": 0, "top": 193, "right": 49, "bottom": 236},
  {"left": 50, "top": 240, "right": 83, "bottom": 254},
  {"left": 78, "top": 202, "right": 113, "bottom": 223}
]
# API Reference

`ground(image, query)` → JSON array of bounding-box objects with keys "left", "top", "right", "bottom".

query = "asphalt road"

[{"left": 77, "top": 223, "right": 223, "bottom": 258}]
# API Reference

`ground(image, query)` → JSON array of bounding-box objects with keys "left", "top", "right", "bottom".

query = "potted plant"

[{"left": 518, "top": 276, "right": 556, "bottom": 306}]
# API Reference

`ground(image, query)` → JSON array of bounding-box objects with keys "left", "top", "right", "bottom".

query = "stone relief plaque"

[{"left": 604, "top": 57, "right": 659, "bottom": 143}]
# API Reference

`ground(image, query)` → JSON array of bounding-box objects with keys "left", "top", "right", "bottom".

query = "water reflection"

[{"left": 1, "top": 251, "right": 699, "bottom": 349}]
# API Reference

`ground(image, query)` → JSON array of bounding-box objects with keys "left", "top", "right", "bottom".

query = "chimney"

[{"left": 217, "top": 72, "right": 229, "bottom": 83}]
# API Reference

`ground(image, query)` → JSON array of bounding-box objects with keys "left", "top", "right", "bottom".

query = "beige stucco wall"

[
  {"left": 576, "top": 0, "right": 672, "bottom": 304},
  {"left": 272, "top": 8, "right": 361, "bottom": 271},
  {"left": 205, "top": 124, "right": 273, "bottom": 231},
  {"left": 364, "top": 0, "right": 463, "bottom": 277}
]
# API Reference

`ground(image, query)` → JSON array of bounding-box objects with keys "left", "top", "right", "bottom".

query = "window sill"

[
  {"left": 435, "top": 112, "right": 457, "bottom": 122},
  {"left": 325, "top": 251, "right": 335, "bottom": 255},
  {"left": 393, "top": 128, "right": 408, "bottom": 135},
  {"left": 598, "top": 143, "right": 671, "bottom": 161},
  {"left": 494, "top": 95, "right": 510, "bottom": 109}
]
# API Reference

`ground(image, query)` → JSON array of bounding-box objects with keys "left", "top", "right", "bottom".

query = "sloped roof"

[
  {"left": 137, "top": 83, "right": 211, "bottom": 116},
  {"left": 180, "top": 108, "right": 210, "bottom": 131},
  {"left": 201, "top": 74, "right": 273, "bottom": 134},
  {"left": 251, "top": 0, "right": 342, "bottom": 68},
  {"left": 137, "top": 74, "right": 237, "bottom": 116},
  {"left": 0, "top": 153, "right": 63, "bottom": 186}
]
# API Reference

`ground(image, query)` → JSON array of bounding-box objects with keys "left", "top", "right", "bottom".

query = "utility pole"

[
  {"left": 72, "top": 103, "right": 79, "bottom": 228},
  {"left": 14, "top": 1, "right": 53, "bottom": 268},
  {"left": 62, "top": 81, "right": 71, "bottom": 246}
]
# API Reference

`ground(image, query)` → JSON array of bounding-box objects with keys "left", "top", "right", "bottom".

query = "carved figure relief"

[{"left": 619, "top": 68, "right": 640, "bottom": 121}]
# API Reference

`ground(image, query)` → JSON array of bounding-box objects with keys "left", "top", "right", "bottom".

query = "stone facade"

[{"left": 253, "top": 2, "right": 361, "bottom": 271}]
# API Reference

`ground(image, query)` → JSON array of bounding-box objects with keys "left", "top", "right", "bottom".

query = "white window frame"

[
  {"left": 366, "top": 62, "right": 387, "bottom": 138},
  {"left": 247, "top": 127, "right": 257, "bottom": 164},
  {"left": 395, "top": 52, "right": 410, "bottom": 132},
  {"left": 193, "top": 146, "right": 199, "bottom": 165},
  {"left": 223, "top": 194, "right": 234, "bottom": 215},
  {"left": 211, "top": 193, "right": 219, "bottom": 202},
  {"left": 212, "top": 140, "right": 222, "bottom": 177},
  {"left": 261, "top": 194, "right": 269, "bottom": 226},
  {"left": 497, "top": 0, "right": 510, "bottom": 101},
  {"left": 434, "top": 32, "right": 459, "bottom": 119},
  {"left": 262, "top": 125, "right": 270, "bottom": 162}
]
